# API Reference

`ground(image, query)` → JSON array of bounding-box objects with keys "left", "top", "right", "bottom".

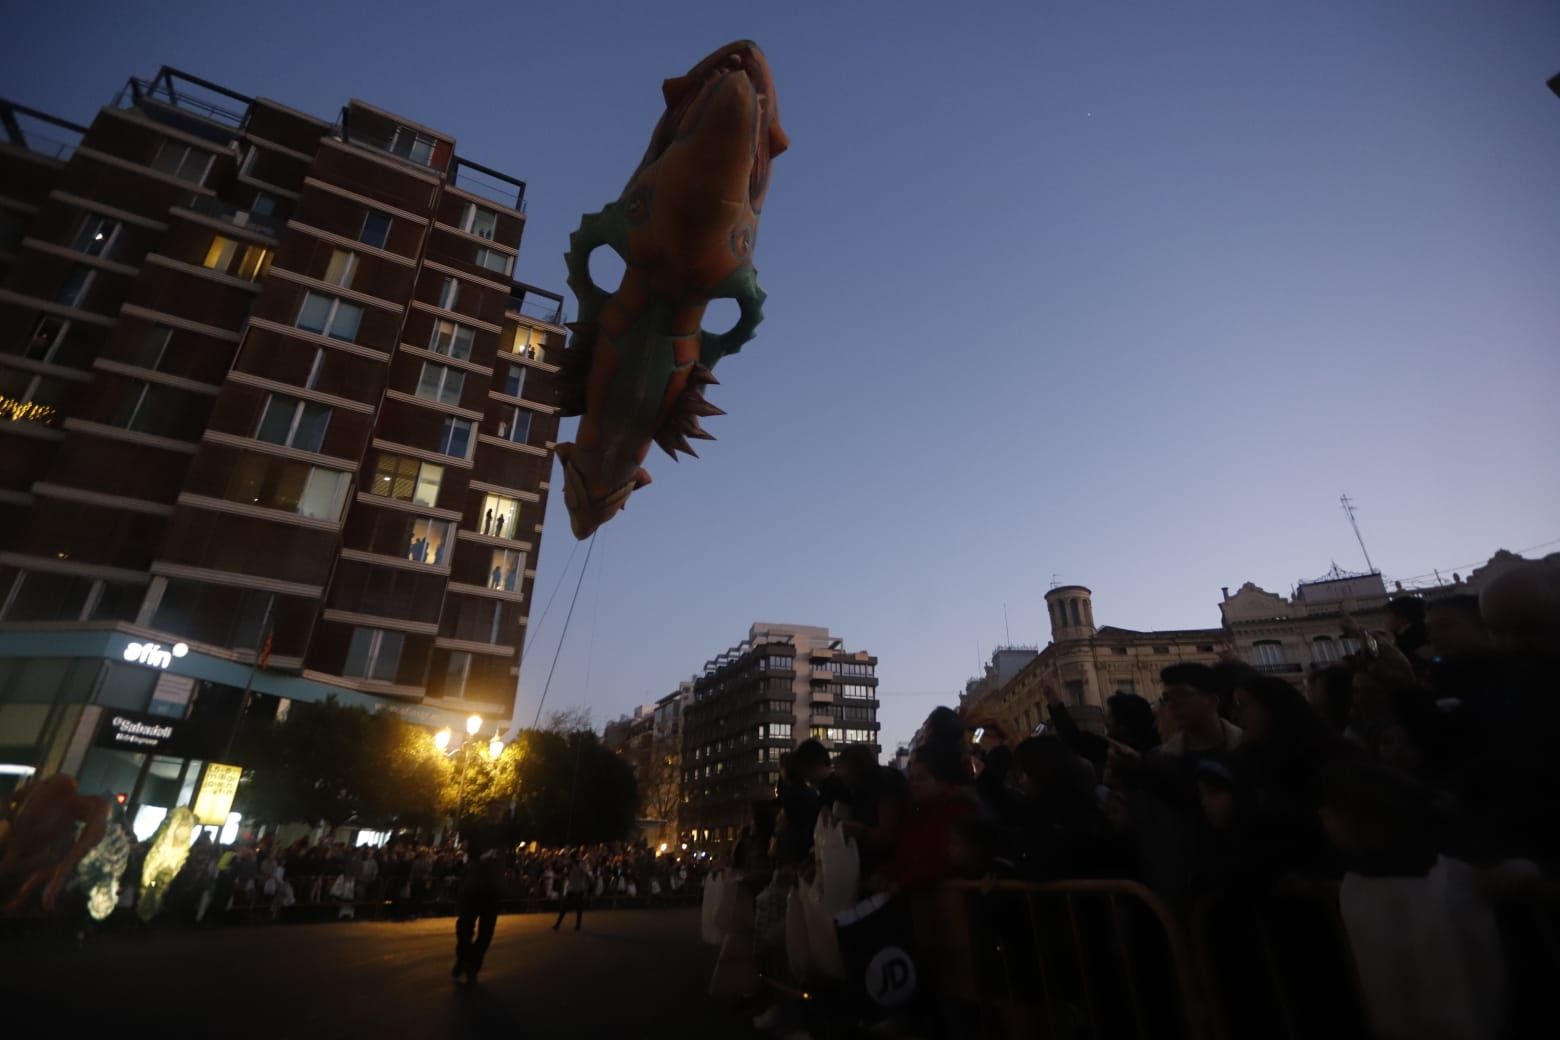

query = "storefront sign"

[
  {"left": 123, "top": 641, "right": 189, "bottom": 670},
  {"left": 193, "top": 763, "right": 243, "bottom": 825},
  {"left": 95, "top": 710, "right": 185, "bottom": 754}
]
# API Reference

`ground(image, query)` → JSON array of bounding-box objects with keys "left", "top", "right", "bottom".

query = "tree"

[
  {"left": 507, "top": 728, "right": 637, "bottom": 845},
  {"left": 236, "top": 699, "right": 450, "bottom": 832},
  {"left": 441, "top": 740, "right": 523, "bottom": 825},
  {"left": 642, "top": 752, "right": 681, "bottom": 824}
]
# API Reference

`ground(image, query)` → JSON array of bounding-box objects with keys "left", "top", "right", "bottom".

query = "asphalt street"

[{"left": 3, "top": 908, "right": 742, "bottom": 1038}]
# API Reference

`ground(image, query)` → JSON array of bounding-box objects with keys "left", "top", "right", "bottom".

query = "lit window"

[
  {"left": 324, "top": 249, "right": 358, "bottom": 288},
  {"left": 406, "top": 516, "right": 453, "bottom": 565},
  {"left": 235, "top": 244, "right": 272, "bottom": 281},
  {"left": 296, "top": 292, "right": 364, "bottom": 342},
  {"left": 360, "top": 210, "right": 392, "bottom": 249},
  {"left": 56, "top": 266, "right": 95, "bottom": 309},
  {"left": 464, "top": 204, "right": 498, "bottom": 240},
  {"left": 149, "top": 140, "right": 212, "bottom": 185},
  {"left": 203, "top": 235, "right": 239, "bottom": 271},
  {"left": 498, "top": 406, "right": 531, "bottom": 444},
  {"left": 255, "top": 393, "right": 332, "bottom": 453},
  {"left": 474, "top": 246, "right": 511, "bottom": 275},
  {"left": 343, "top": 627, "right": 404, "bottom": 682},
  {"left": 428, "top": 319, "right": 474, "bottom": 360},
  {"left": 370, "top": 452, "right": 443, "bottom": 507},
  {"left": 488, "top": 549, "right": 524, "bottom": 592},
  {"left": 71, "top": 216, "right": 122, "bottom": 257},
  {"left": 416, "top": 362, "right": 466, "bottom": 406},
  {"left": 479, "top": 494, "right": 520, "bottom": 539}
]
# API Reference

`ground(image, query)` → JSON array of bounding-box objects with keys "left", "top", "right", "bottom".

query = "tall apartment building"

[
  {"left": 681, "top": 623, "right": 878, "bottom": 849},
  {"left": 0, "top": 68, "right": 565, "bottom": 808}
]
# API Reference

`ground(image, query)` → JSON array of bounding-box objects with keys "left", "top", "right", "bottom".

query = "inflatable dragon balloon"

[{"left": 555, "top": 40, "right": 788, "bottom": 539}]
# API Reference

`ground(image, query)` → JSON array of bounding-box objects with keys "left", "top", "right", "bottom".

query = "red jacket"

[{"left": 883, "top": 789, "right": 976, "bottom": 890}]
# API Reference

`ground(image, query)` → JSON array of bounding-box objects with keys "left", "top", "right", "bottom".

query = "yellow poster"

[{"left": 193, "top": 763, "right": 243, "bottom": 825}]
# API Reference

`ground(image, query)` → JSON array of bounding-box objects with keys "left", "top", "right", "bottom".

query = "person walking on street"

[
  {"left": 453, "top": 803, "right": 511, "bottom": 983},
  {"left": 552, "top": 855, "right": 590, "bottom": 932}
]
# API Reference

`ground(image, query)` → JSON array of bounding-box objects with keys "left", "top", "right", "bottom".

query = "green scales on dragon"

[{"left": 555, "top": 40, "right": 788, "bottom": 540}]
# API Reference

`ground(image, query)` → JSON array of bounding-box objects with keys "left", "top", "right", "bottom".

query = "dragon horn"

[{"left": 689, "top": 365, "right": 720, "bottom": 386}]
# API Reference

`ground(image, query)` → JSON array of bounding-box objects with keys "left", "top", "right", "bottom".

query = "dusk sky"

[{"left": 6, "top": 2, "right": 1558, "bottom": 751}]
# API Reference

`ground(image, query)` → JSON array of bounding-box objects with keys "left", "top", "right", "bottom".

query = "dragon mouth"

[
  {"left": 560, "top": 455, "right": 636, "bottom": 540},
  {"left": 646, "top": 42, "right": 780, "bottom": 201}
]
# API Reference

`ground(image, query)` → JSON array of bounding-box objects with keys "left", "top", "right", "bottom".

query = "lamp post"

[{"left": 434, "top": 715, "right": 505, "bottom": 840}]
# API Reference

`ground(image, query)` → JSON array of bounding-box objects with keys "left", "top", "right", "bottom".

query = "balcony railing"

[
  {"left": 452, "top": 157, "right": 526, "bottom": 212},
  {"left": 1, "top": 99, "right": 87, "bottom": 161},
  {"left": 183, "top": 194, "right": 284, "bottom": 238},
  {"left": 115, "top": 68, "right": 252, "bottom": 141},
  {"left": 1256, "top": 662, "right": 1304, "bottom": 675}
]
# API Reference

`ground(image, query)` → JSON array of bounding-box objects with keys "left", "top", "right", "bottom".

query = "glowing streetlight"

[
  {"left": 465, "top": 713, "right": 482, "bottom": 736},
  {"left": 488, "top": 734, "right": 504, "bottom": 759},
  {"left": 433, "top": 727, "right": 452, "bottom": 752}
]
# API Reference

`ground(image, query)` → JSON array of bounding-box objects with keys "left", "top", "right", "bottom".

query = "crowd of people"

[
  {"left": 106, "top": 832, "right": 704, "bottom": 927},
  {"left": 712, "top": 559, "right": 1560, "bottom": 1037}
]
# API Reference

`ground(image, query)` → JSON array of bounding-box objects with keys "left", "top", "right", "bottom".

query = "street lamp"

[
  {"left": 466, "top": 713, "right": 482, "bottom": 736},
  {"left": 434, "top": 727, "right": 452, "bottom": 752},
  {"left": 488, "top": 731, "right": 504, "bottom": 759},
  {"left": 434, "top": 715, "right": 486, "bottom": 834}
]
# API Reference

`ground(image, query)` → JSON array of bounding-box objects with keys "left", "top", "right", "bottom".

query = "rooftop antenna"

[
  {"left": 1049, "top": 573, "right": 1061, "bottom": 590},
  {"left": 1339, "top": 493, "right": 1376, "bottom": 574},
  {"left": 1003, "top": 603, "right": 1012, "bottom": 645}
]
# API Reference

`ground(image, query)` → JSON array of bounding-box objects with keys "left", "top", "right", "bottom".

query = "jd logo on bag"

[
  {"left": 865, "top": 945, "right": 917, "bottom": 1008},
  {"left": 838, "top": 892, "right": 921, "bottom": 1021}
]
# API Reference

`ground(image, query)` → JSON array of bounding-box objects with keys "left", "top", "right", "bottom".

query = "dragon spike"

[
  {"left": 654, "top": 430, "right": 698, "bottom": 460},
  {"left": 689, "top": 364, "right": 720, "bottom": 386},
  {"left": 686, "top": 420, "right": 716, "bottom": 441},
  {"left": 681, "top": 391, "right": 726, "bottom": 418}
]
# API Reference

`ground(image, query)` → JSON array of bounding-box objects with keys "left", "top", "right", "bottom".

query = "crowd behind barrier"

[
  {"left": 88, "top": 838, "right": 707, "bottom": 928},
  {"left": 701, "top": 559, "right": 1560, "bottom": 1039}
]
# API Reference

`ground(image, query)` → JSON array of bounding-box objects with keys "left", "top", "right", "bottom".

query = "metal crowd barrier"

[{"left": 928, "top": 880, "right": 1202, "bottom": 1040}]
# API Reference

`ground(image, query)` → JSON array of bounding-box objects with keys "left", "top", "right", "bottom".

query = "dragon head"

[
  {"left": 624, "top": 39, "right": 789, "bottom": 293},
  {"left": 555, "top": 439, "right": 651, "bottom": 541}
]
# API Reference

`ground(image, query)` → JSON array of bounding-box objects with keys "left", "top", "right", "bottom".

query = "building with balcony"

[
  {"left": 973, "top": 586, "right": 1230, "bottom": 738},
  {"left": 681, "top": 623, "right": 878, "bottom": 849},
  {"left": 0, "top": 68, "right": 567, "bottom": 809}
]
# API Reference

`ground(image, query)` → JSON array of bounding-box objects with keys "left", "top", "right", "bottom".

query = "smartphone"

[
  {"left": 972, "top": 727, "right": 986, "bottom": 744},
  {"left": 1361, "top": 632, "right": 1379, "bottom": 659}
]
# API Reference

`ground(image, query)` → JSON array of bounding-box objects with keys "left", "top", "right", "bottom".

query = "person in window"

[
  {"left": 493, "top": 513, "right": 505, "bottom": 539},
  {"left": 490, "top": 565, "right": 503, "bottom": 589},
  {"left": 483, "top": 507, "right": 494, "bottom": 535}
]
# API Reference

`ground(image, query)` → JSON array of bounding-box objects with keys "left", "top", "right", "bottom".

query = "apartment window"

[
  {"left": 296, "top": 292, "right": 364, "bottom": 342},
  {"left": 255, "top": 393, "right": 332, "bottom": 453},
  {"left": 480, "top": 493, "right": 520, "bottom": 538},
  {"left": 1111, "top": 647, "right": 1129, "bottom": 656},
  {"left": 0, "top": 208, "right": 24, "bottom": 252},
  {"left": 428, "top": 319, "right": 474, "bottom": 360},
  {"left": 129, "top": 324, "right": 172, "bottom": 371},
  {"left": 1069, "top": 600, "right": 1083, "bottom": 627},
  {"left": 203, "top": 235, "right": 238, "bottom": 272},
  {"left": 57, "top": 266, "right": 95, "bottom": 309},
  {"left": 497, "top": 406, "right": 531, "bottom": 444},
  {"left": 324, "top": 249, "right": 358, "bottom": 288},
  {"left": 108, "top": 380, "right": 177, "bottom": 433},
  {"left": 840, "top": 684, "right": 873, "bottom": 700},
  {"left": 251, "top": 192, "right": 280, "bottom": 217},
  {"left": 499, "top": 363, "right": 525, "bottom": 398},
  {"left": 1064, "top": 680, "right": 1086, "bottom": 705},
  {"left": 359, "top": 210, "right": 392, "bottom": 249},
  {"left": 1197, "top": 644, "right": 1216, "bottom": 653},
  {"left": 149, "top": 139, "right": 212, "bottom": 184},
  {"left": 0, "top": 370, "right": 68, "bottom": 425},
  {"left": 343, "top": 627, "right": 404, "bottom": 682},
  {"left": 1114, "top": 679, "right": 1138, "bottom": 696},
  {"left": 488, "top": 549, "right": 524, "bottom": 592},
  {"left": 474, "top": 246, "right": 511, "bottom": 275},
  {"left": 1252, "top": 640, "right": 1287, "bottom": 667},
  {"left": 406, "top": 516, "right": 453, "bottom": 565},
  {"left": 760, "top": 722, "right": 791, "bottom": 741},
  {"left": 844, "top": 729, "right": 872, "bottom": 744},
  {"left": 201, "top": 235, "right": 272, "bottom": 282},
  {"left": 436, "top": 276, "right": 459, "bottom": 310},
  {"left": 435, "top": 416, "right": 474, "bottom": 459},
  {"left": 223, "top": 452, "right": 350, "bottom": 520},
  {"left": 303, "top": 347, "right": 325, "bottom": 390},
  {"left": 444, "top": 651, "right": 473, "bottom": 698},
  {"left": 416, "top": 362, "right": 466, "bottom": 406},
  {"left": 71, "top": 215, "right": 122, "bottom": 258},
  {"left": 370, "top": 452, "right": 443, "bottom": 507},
  {"left": 510, "top": 325, "right": 549, "bottom": 361},
  {"left": 463, "top": 204, "right": 498, "bottom": 240},
  {"left": 24, "top": 316, "right": 71, "bottom": 363},
  {"left": 389, "top": 128, "right": 435, "bottom": 166},
  {"left": 1152, "top": 645, "right": 1170, "bottom": 655},
  {"left": 1311, "top": 636, "right": 1341, "bottom": 664}
]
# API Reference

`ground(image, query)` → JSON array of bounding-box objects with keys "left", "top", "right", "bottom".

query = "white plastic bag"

[
  {"left": 700, "top": 870, "right": 730, "bottom": 946},
  {"left": 802, "top": 817, "right": 860, "bottom": 979}
]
